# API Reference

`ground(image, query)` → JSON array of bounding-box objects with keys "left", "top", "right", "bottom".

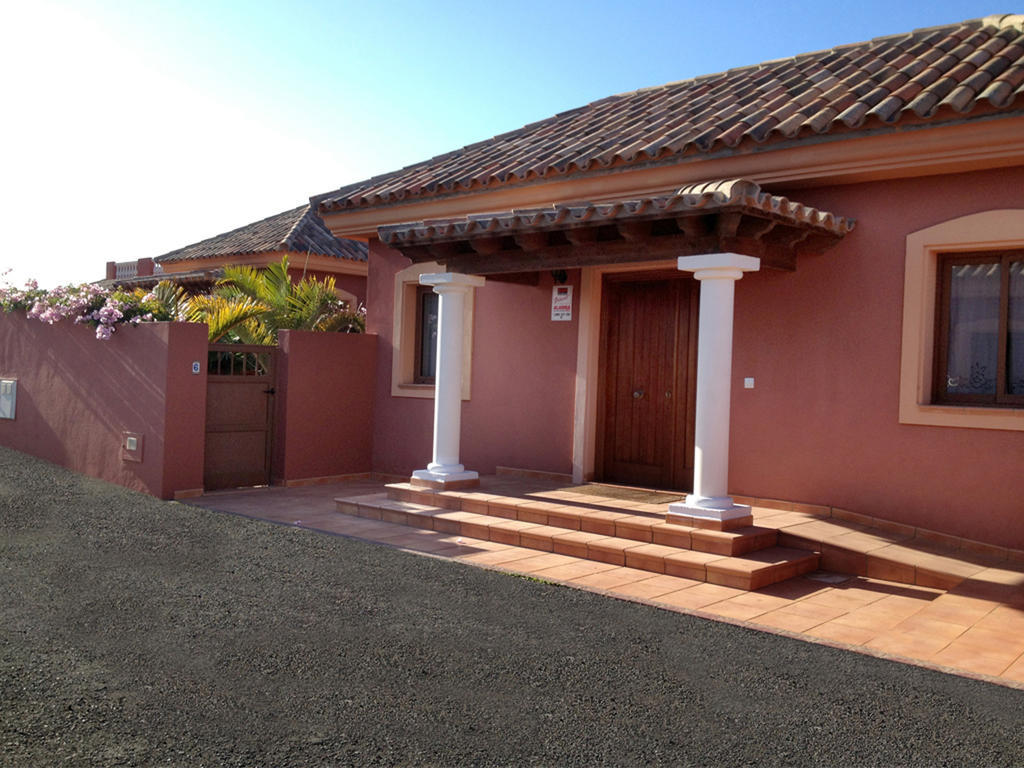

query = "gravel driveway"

[{"left": 2, "top": 446, "right": 1022, "bottom": 767}]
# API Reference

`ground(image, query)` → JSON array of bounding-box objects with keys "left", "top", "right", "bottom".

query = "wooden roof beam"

[
  {"left": 565, "top": 227, "right": 598, "bottom": 246},
  {"left": 737, "top": 215, "right": 778, "bottom": 240},
  {"left": 715, "top": 212, "right": 743, "bottom": 239},
  {"left": 426, "top": 242, "right": 463, "bottom": 260},
  {"left": 513, "top": 231, "right": 551, "bottom": 251},
  {"left": 617, "top": 220, "right": 653, "bottom": 241},
  {"left": 469, "top": 236, "right": 504, "bottom": 255},
  {"left": 677, "top": 215, "right": 711, "bottom": 239}
]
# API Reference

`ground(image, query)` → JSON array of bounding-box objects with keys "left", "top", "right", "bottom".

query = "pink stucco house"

[{"left": 314, "top": 15, "right": 1024, "bottom": 550}]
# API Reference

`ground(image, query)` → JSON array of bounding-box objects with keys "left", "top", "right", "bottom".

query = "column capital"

[
  {"left": 419, "top": 272, "right": 485, "bottom": 290},
  {"left": 677, "top": 253, "right": 760, "bottom": 281}
]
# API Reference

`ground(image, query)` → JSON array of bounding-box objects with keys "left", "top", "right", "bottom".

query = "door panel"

[
  {"left": 599, "top": 276, "right": 696, "bottom": 489},
  {"left": 204, "top": 346, "right": 276, "bottom": 490}
]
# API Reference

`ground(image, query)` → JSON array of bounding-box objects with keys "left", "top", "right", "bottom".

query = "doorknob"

[{"left": 632, "top": 388, "right": 644, "bottom": 400}]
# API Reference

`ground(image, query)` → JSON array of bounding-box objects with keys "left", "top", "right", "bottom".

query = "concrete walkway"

[{"left": 189, "top": 479, "right": 1024, "bottom": 689}]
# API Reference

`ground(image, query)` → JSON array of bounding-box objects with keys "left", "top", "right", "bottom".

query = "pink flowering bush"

[
  {"left": 1, "top": 262, "right": 365, "bottom": 343},
  {"left": 0, "top": 273, "right": 174, "bottom": 340}
]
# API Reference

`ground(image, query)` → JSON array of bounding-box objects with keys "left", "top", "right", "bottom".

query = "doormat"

[{"left": 560, "top": 483, "right": 687, "bottom": 505}]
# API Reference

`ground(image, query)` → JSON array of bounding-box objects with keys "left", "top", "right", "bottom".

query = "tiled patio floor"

[{"left": 188, "top": 479, "right": 1024, "bottom": 689}]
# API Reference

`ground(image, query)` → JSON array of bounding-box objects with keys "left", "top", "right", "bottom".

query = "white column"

[
  {"left": 668, "top": 253, "right": 759, "bottom": 527},
  {"left": 411, "top": 272, "right": 485, "bottom": 488}
]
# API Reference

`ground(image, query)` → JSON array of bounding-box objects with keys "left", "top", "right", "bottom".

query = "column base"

[
  {"left": 665, "top": 495, "right": 753, "bottom": 531},
  {"left": 410, "top": 467, "right": 480, "bottom": 491}
]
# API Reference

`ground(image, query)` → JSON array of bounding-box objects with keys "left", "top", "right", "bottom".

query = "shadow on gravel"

[{"left": 1, "top": 446, "right": 1021, "bottom": 767}]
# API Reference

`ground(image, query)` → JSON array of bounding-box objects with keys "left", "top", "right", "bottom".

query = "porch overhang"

[{"left": 377, "top": 179, "right": 855, "bottom": 274}]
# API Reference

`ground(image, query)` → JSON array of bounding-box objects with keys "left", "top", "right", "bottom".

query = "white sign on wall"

[{"left": 551, "top": 285, "right": 573, "bottom": 321}]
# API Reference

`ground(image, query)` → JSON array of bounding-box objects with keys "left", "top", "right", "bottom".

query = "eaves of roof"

[
  {"left": 97, "top": 268, "right": 224, "bottom": 290},
  {"left": 378, "top": 179, "right": 854, "bottom": 275},
  {"left": 380, "top": 179, "right": 853, "bottom": 247}
]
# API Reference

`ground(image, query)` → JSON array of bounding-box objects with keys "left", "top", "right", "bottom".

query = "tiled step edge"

[
  {"left": 384, "top": 483, "right": 778, "bottom": 558},
  {"left": 336, "top": 493, "right": 818, "bottom": 590}
]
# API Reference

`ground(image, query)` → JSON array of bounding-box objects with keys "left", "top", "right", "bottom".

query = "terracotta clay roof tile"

[
  {"left": 802, "top": 106, "right": 836, "bottom": 133},
  {"left": 982, "top": 51, "right": 1014, "bottom": 77},
  {"left": 155, "top": 204, "right": 368, "bottom": 264},
  {"left": 320, "top": 15, "right": 1024, "bottom": 213},
  {"left": 890, "top": 80, "right": 925, "bottom": 102},
  {"left": 867, "top": 94, "right": 904, "bottom": 122},
  {"left": 906, "top": 89, "right": 942, "bottom": 117},
  {"left": 964, "top": 47, "right": 994, "bottom": 68},
  {"left": 906, "top": 64, "right": 943, "bottom": 90},
  {"left": 1003, "top": 36, "right": 1024, "bottom": 57},
  {"left": 929, "top": 74, "right": 961, "bottom": 101},
  {"left": 836, "top": 99, "right": 872, "bottom": 127}
]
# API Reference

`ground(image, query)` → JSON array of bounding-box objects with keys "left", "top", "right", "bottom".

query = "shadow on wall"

[
  {"left": 0, "top": 384, "right": 67, "bottom": 467},
  {"left": 0, "top": 314, "right": 203, "bottom": 497},
  {"left": 45, "top": 326, "right": 166, "bottom": 490}
]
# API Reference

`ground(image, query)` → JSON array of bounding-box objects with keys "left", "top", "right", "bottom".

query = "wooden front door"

[
  {"left": 598, "top": 274, "right": 697, "bottom": 489},
  {"left": 204, "top": 345, "right": 277, "bottom": 491}
]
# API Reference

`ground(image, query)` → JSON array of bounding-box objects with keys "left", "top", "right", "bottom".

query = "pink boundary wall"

[
  {"left": 365, "top": 165, "right": 1024, "bottom": 550},
  {"left": 0, "top": 314, "right": 207, "bottom": 498},
  {"left": 273, "top": 330, "right": 376, "bottom": 483}
]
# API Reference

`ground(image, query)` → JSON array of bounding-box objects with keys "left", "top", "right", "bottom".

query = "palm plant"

[
  {"left": 186, "top": 292, "right": 270, "bottom": 344},
  {"left": 151, "top": 255, "right": 364, "bottom": 343}
]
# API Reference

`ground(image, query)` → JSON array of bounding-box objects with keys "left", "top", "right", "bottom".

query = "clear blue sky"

[{"left": 0, "top": 0, "right": 999, "bottom": 287}]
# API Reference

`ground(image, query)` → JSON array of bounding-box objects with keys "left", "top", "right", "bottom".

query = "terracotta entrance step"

[
  {"left": 335, "top": 488, "right": 819, "bottom": 591},
  {"left": 334, "top": 480, "right": 1021, "bottom": 594},
  {"left": 388, "top": 483, "right": 778, "bottom": 556}
]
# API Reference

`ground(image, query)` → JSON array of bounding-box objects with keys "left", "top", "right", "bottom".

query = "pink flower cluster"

[
  {"left": 0, "top": 278, "right": 163, "bottom": 341},
  {"left": 25, "top": 283, "right": 106, "bottom": 328},
  {"left": 89, "top": 301, "right": 123, "bottom": 339}
]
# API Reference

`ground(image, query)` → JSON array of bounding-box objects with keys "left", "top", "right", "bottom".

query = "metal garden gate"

[{"left": 204, "top": 344, "right": 277, "bottom": 490}]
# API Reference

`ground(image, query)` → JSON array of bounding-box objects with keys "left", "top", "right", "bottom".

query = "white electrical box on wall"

[{"left": 0, "top": 379, "right": 16, "bottom": 419}]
